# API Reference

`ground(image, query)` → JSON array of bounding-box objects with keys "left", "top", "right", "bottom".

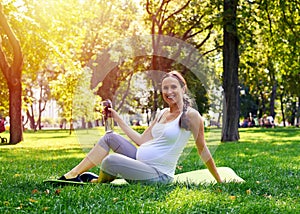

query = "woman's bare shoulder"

[{"left": 187, "top": 107, "right": 201, "bottom": 117}]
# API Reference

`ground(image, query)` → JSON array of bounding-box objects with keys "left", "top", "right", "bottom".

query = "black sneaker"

[
  {"left": 58, "top": 175, "right": 83, "bottom": 182},
  {"left": 79, "top": 172, "right": 99, "bottom": 182}
]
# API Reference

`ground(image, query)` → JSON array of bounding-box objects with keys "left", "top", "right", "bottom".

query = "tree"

[
  {"left": 72, "top": 67, "right": 101, "bottom": 129},
  {"left": 24, "top": 68, "right": 53, "bottom": 131},
  {"left": 143, "top": 0, "right": 220, "bottom": 117},
  {"left": 238, "top": 0, "right": 299, "bottom": 125},
  {"left": 77, "top": 0, "right": 143, "bottom": 114},
  {"left": 15, "top": 0, "right": 140, "bottom": 131},
  {"left": 0, "top": 3, "right": 23, "bottom": 144},
  {"left": 221, "top": 0, "right": 240, "bottom": 142},
  {"left": 51, "top": 67, "right": 84, "bottom": 134},
  {"left": 276, "top": 0, "right": 300, "bottom": 125}
]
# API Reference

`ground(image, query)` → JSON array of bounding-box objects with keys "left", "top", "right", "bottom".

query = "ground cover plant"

[{"left": 0, "top": 127, "right": 299, "bottom": 213}]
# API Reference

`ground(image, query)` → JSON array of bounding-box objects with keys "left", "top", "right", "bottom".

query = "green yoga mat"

[
  {"left": 111, "top": 167, "right": 244, "bottom": 185},
  {"left": 173, "top": 167, "right": 245, "bottom": 184},
  {"left": 44, "top": 167, "right": 244, "bottom": 186},
  {"left": 43, "top": 179, "right": 88, "bottom": 186}
]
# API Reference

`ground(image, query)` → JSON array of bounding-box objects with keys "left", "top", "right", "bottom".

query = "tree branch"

[
  {"left": 116, "top": 71, "right": 134, "bottom": 112},
  {"left": 0, "top": 37, "right": 10, "bottom": 78},
  {"left": 146, "top": 0, "right": 152, "bottom": 16},
  {"left": 163, "top": 0, "right": 192, "bottom": 25},
  {"left": 202, "top": 46, "right": 222, "bottom": 56},
  {"left": 194, "top": 25, "right": 214, "bottom": 49},
  {"left": 0, "top": 3, "right": 23, "bottom": 72},
  {"left": 264, "top": 1, "right": 273, "bottom": 37},
  {"left": 182, "top": 14, "right": 206, "bottom": 40}
]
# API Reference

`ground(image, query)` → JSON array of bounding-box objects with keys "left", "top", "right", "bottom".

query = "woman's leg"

[
  {"left": 63, "top": 132, "right": 137, "bottom": 179},
  {"left": 63, "top": 144, "right": 108, "bottom": 179},
  {"left": 98, "top": 153, "right": 173, "bottom": 184}
]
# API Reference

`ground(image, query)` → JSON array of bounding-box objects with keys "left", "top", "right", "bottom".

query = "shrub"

[{"left": 132, "top": 126, "right": 147, "bottom": 133}]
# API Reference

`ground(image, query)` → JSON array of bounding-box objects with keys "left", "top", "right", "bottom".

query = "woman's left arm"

[{"left": 188, "top": 109, "right": 223, "bottom": 183}]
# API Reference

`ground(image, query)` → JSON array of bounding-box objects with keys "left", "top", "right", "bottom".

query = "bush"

[{"left": 132, "top": 125, "right": 147, "bottom": 133}]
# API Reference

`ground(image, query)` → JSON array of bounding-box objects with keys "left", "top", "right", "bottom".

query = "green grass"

[{"left": 0, "top": 127, "right": 299, "bottom": 213}]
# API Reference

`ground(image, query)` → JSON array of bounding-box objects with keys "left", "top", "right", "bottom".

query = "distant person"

[
  {"left": 267, "top": 115, "right": 275, "bottom": 127},
  {"left": 248, "top": 116, "right": 255, "bottom": 127},
  {"left": 57, "top": 71, "right": 222, "bottom": 184},
  {"left": 0, "top": 116, "right": 5, "bottom": 133},
  {"left": 242, "top": 117, "right": 249, "bottom": 128},
  {"left": 262, "top": 114, "right": 274, "bottom": 128}
]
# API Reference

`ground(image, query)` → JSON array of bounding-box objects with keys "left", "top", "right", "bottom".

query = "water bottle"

[{"left": 103, "top": 99, "right": 114, "bottom": 132}]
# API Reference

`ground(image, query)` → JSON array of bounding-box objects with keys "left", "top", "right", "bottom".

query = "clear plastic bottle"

[{"left": 103, "top": 99, "right": 114, "bottom": 132}]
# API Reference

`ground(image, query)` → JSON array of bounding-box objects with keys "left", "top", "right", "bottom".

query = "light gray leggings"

[{"left": 98, "top": 132, "right": 173, "bottom": 184}]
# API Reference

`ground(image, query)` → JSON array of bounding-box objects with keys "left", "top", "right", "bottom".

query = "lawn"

[{"left": 0, "top": 127, "right": 299, "bottom": 213}]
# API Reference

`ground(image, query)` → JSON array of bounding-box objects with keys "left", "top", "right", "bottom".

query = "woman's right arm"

[
  {"left": 109, "top": 108, "right": 156, "bottom": 146},
  {"left": 188, "top": 108, "right": 223, "bottom": 183}
]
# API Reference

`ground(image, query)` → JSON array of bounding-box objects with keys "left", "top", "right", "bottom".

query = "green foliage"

[
  {"left": 238, "top": 0, "right": 300, "bottom": 118},
  {"left": 1, "top": 0, "right": 142, "bottom": 125},
  {"left": 185, "top": 71, "right": 210, "bottom": 114},
  {"left": 1, "top": 0, "right": 300, "bottom": 142},
  {"left": 0, "top": 128, "right": 299, "bottom": 213},
  {"left": 132, "top": 125, "right": 147, "bottom": 134}
]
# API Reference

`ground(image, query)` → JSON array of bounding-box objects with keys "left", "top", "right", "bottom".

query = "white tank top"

[{"left": 136, "top": 109, "right": 191, "bottom": 177}]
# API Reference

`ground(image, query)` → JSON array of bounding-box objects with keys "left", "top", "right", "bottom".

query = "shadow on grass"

[{"left": 239, "top": 127, "right": 300, "bottom": 138}]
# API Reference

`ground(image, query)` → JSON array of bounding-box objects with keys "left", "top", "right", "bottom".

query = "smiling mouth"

[{"left": 166, "top": 95, "right": 175, "bottom": 100}]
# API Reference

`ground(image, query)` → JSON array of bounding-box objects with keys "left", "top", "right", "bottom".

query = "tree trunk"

[
  {"left": 221, "top": 0, "right": 240, "bottom": 142},
  {"left": 260, "top": 91, "right": 266, "bottom": 116},
  {"left": 37, "top": 86, "right": 43, "bottom": 130},
  {"left": 26, "top": 109, "right": 36, "bottom": 131},
  {"left": 0, "top": 4, "right": 23, "bottom": 144},
  {"left": 269, "top": 82, "right": 277, "bottom": 118},
  {"left": 269, "top": 61, "right": 277, "bottom": 118},
  {"left": 291, "top": 101, "right": 296, "bottom": 126},
  {"left": 150, "top": 55, "right": 161, "bottom": 120},
  {"left": 69, "top": 109, "right": 73, "bottom": 135},
  {"left": 8, "top": 77, "right": 23, "bottom": 144},
  {"left": 297, "top": 96, "right": 300, "bottom": 127},
  {"left": 280, "top": 93, "right": 286, "bottom": 127}
]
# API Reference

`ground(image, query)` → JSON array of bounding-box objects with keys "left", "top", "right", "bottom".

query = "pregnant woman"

[{"left": 58, "top": 71, "right": 222, "bottom": 184}]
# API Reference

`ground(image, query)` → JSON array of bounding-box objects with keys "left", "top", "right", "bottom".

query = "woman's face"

[{"left": 161, "top": 76, "right": 185, "bottom": 107}]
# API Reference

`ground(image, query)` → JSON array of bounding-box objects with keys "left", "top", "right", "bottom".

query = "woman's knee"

[
  {"left": 97, "top": 133, "right": 136, "bottom": 158},
  {"left": 101, "top": 154, "right": 120, "bottom": 175},
  {"left": 97, "top": 132, "right": 116, "bottom": 151}
]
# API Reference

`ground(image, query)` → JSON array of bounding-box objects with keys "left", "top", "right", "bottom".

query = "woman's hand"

[
  {"left": 107, "top": 107, "right": 155, "bottom": 146},
  {"left": 108, "top": 108, "right": 121, "bottom": 123}
]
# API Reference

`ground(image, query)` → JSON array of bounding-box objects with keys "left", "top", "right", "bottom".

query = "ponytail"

[{"left": 179, "top": 94, "right": 191, "bottom": 130}]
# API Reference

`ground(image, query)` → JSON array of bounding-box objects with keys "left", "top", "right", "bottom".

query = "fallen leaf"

[
  {"left": 32, "top": 189, "right": 39, "bottom": 194},
  {"left": 246, "top": 189, "right": 251, "bottom": 195},
  {"left": 215, "top": 189, "right": 222, "bottom": 193},
  {"left": 176, "top": 165, "right": 183, "bottom": 170},
  {"left": 29, "top": 198, "right": 38, "bottom": 203},
  {"left": 55, "top": 189, "right": 61, "bottom": 195},
  {"left": 16, "top": 204, "right": 23, "bottom": 210},
  {"left": 229, "top": 196, "right": 236, "bottom": 200},
  {"left": 263, "top": 194, "right": 272, "bottom": 199}
]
